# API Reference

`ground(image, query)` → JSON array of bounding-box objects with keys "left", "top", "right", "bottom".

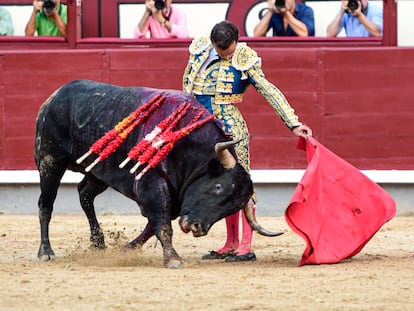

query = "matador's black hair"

[{"left": 210, "top": 21, "right": 240, "bottom": 49}]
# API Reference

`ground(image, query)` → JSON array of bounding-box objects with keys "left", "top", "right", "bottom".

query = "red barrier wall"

[{"left": 1, "top": 44, "right": 413, "bottom": 170}]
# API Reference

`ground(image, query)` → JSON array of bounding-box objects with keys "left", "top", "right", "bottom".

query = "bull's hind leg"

[
  {"left": 37, "top": 157, "right": 66, "bottom": 261},
  {"left": 78, "top": 176, "right": 108, "bottom": 249},
  {"left": 125, "top": 222, "right": 154, "bottom": 249}
]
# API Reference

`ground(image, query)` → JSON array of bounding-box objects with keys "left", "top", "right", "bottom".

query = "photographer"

[
  {"left": 253, "top": 0, "right": 314, "bottom": 37},
  {"left": 326, "top": 0, "right": 382, "bottom": 37},
  {"left": 25, "top": 0, "right": 66, "bottom": 37},
  {"left": 134, "top": 0, "right": 189, "bottom": 39}
]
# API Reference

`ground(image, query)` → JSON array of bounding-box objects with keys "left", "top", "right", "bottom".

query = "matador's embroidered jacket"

[{"left": 182, "top": 36, "right": 302, "bottom": 175}]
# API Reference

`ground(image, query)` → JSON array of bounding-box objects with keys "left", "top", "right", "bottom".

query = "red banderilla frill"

[
  {"left": 135, "top": 111, "right": 214, "bottom": 180},
  {"left": 119, "top": 102, "right": 191, "bottom": 172},
  {"left": 75, "top": 94, "right": 165, "bottom": 172},
  {"left": 128, "top": 104, "right": 194, "bottom": 174}
]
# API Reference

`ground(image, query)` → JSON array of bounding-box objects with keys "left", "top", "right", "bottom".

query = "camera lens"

[
  {"left": 43, "top": 0, "right": 56, "bottom": 13},
  {"left": 154, "top": 0, "right": 165, "bottom": 10},
  {"left": 275, "top": 0, "right": 285, "bottom": 9},
  {"left": 347, "top": 0, "right": 359, "bottom": 11}
]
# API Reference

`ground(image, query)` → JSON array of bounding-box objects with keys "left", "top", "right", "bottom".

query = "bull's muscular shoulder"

[
  {"left": 189, "top": 36, "right": 211, "bottom": 55},
  {"left": 232, "top": 43, "right": 259, "bottom": 71}
]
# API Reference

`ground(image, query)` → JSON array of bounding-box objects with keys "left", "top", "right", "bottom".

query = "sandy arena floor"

[{"left": 0, "top": 213, "right": 413, "bottom": 311}]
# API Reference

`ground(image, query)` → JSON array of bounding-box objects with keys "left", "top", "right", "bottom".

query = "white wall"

[
  {"left": 2, "top": 5, "right": 33, "bottom": 36},
  {"left": 397, "top": 0, "right": 414, "bottom": 47}
]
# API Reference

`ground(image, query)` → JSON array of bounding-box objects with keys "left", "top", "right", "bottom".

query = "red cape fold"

[{"left": 285, "top": 137, "right": 396, "bottom": 266}]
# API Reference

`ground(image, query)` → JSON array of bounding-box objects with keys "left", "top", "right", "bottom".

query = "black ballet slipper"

[
  {"left": 224, "top": 252, "right": 257, "bottom": 262},
  {"left": 201, "top": 250, "right": 234, "bottom": 260}
]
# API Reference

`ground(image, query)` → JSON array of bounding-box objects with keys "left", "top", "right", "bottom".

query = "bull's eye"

[{"left": 215, "top": 183, "right": 223, "bottom": 194}]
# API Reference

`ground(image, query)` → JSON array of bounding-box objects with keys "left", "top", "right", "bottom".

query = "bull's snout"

[
  {"left": 179, "top": 216, "right": 207, "bottom": 237},
  {"left": 189, "top": 221, "right": 205, "bottom": 237}
]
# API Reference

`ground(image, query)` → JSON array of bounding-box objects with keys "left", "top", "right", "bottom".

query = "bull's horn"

[
  {"left": 243, "top": 200, "right": 284, "bottom": 237},
  {"left": 214, "top": 139, "right": 241, "bottom": 169}
]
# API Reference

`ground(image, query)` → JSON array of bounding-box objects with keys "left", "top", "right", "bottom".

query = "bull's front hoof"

[
  {"left": 90, "top": 232, "right": 106, "bottom": 249},
  {"left": 38, "top": 245, "right": 55, "bottom": 262},
  {"left": 165, "top": 259, "right": 183, "bottom": 269},
  {"left": 90, "top": 241, "right": 106, "bottom": 250},
  {"left": 39, "top": 253, "right": 56, "bottom": 262}
]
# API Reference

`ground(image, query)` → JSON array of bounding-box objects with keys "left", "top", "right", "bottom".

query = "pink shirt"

[{"left": 134, "top": 6, "right": 189, "bottom": 39}]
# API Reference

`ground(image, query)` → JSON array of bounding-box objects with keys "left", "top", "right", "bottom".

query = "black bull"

[{"left": 35, "top": 80, "right": 279, "bottom": 268}]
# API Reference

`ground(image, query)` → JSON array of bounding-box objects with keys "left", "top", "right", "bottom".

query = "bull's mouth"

[{"left": 179, "top": 215, "right": 207, "bottom": 237}]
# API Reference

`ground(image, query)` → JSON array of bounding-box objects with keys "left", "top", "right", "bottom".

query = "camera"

[
  {"left": 275, "top": 0, "right": 285, "bottom": 9},
  {"left": 42, "top": 0, "right": 56, "bottom": 14},
  {"left": 347, "top": 0, "right": 359, "bottom": 12},
  {"left": 154, "top": 0, "right": 166, "bottom": 10}
]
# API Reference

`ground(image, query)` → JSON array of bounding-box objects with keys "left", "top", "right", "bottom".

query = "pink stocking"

[
  {"left": 217, "top": 211, "right": 240, "bottom": 254},
  {"left": 235, "top": 206, "right": 254, "bottom": 255}
]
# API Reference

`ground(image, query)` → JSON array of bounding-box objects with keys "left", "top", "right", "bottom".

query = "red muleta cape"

[{"left": 285, "top": 137, "right": 396, "bottom": 266}]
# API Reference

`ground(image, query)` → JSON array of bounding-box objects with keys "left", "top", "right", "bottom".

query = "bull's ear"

[{"left": 208, "top": 158, "right": 225, "bottom": 177}]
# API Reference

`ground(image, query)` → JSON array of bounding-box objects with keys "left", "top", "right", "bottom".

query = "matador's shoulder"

[
  {"left": 232, "top": 43, "right": 259, "bottom": 71},
  {"left": 189, "top": 36, "right": 211, "bottom": 55}
]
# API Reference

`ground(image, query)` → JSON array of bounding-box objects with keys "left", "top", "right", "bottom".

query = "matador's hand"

[{"left": 292, "top": 125, "right": 312, "bottom": 139}]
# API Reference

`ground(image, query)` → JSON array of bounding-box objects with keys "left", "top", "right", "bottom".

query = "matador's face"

[{"left": 213, "top": 41, "right": 237, "bottom": 61}]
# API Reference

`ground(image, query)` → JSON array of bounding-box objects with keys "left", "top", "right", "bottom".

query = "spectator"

[
  {"left": 183, "top": 21, "right": 312, "bottom": 262},
  {"left": 25, "top": 0, "right": 67, "bottom": 37},
  {"left": 0, "top": 6, "right": 14, "bottom": 36},
  {"left": 134, "top": 0, "right": 189, "bottom": 39},
  {"left": 253, "top": 0, "right": 314, "bottom": 37},
  {"left": 326, "top": 0, "right": 382, "bottom": 37}
]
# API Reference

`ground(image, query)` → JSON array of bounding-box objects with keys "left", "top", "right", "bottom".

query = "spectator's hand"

[
  {"left": 267, "top": 0, "right": 276, "bottom": 12},
  {"left": 292, "top": 125, "right": 312, "bottom": 139},
  {"left": 52, "top": 0, "right": 61, "bottom": 16},
  {"left": 145, "top": 0, "right": 155, "bottom": 13},
  {"left": 152, "top": 8, "right": 164, "bottom": 23},
  {"left": 341, "top": 0, "right": 349, "bottom": 12},
  {"left": 33, "top": 0, "right": 43, "bottom": 13}
]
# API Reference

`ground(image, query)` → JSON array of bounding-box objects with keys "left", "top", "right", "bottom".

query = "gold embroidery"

[
  {"left": 226, "top": 72, "right": 235, "bottom": 82},
  {"left": 184, "top": 43, "right": 213, "bottom": 94},
  {"left": 232, "top": 43, "right": 259, "bottom": 71},
  {"left": 215, "top": 93, "right": 244, "bottom": 104},
  {"left": 216, "top": 80, "right": 226, "bottom": 92},
  {"left": 217, "top": 70, "right": 227, "bottom": 81},
  {"left": 189, "top": 36, "right": 210, "bottom": 55},
  {"left": 212, "top": 104, "right": 250, "bottom": 170}
]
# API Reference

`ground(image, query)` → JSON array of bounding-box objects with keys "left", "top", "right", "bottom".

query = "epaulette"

[
  {"left": 232, "top": 43, "right": 259, "bottom": 71},
  {"left": 189, "top": 36, "right": 211, "bottom": 55}
]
